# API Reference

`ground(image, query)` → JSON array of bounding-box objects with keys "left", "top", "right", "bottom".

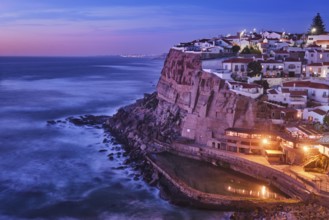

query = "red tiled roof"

[
  {"left": 273, "top": 50, "right": 289, "bottom": 54},
  {"left": 282, "top": 88, "right": 290, "bottom": 93},
  {"left": 260, "top": 60, "right": 282, "bottom": 64},
  {"left": 316, "top": 40, "right": 329, "bottom": 44},
  {"left": 223, "top": 58, "right": 253, "bottom": 63},
  {"left": 289, "top": 90, "right": 308, "bottom": 96},
  {"left": 280, "top": 108, "right": 297, "bottom": 113},
  {"left": 268, "top": 89, "right": 278, "bottom": 94},
  {"left": 284, "top": 58, "right": 301, "bottom": 62},
  {"left": 306, "top": 45, "right": 321, "bottom": 48},
  {"left": 308, "top": 63, "right": 323, "bottom": 66},
  {"left": 283, "top": 81, "right": 329, "bottom": 89},
  {"left": 312, "top": 108, "right": 327, "bottom": 116}
]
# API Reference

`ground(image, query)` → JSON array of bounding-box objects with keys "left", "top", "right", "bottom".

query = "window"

[
  {"left": 288, "top": 64, "right": 296, "bottom": 69},
  {"left": 309, "top": 37, "right": 313, "bottom": 40},
  {"left": 320, "top": 54, "right": 323, "bottom": 59},
  {"left": 234, "top": 65, "right": 239, "bottom": 71},
  {"left": 241, "top": 65, "right": 245, "bottom": 72},
  {"left": 224, "top": 65, "right": 228, "bottom": 70}
]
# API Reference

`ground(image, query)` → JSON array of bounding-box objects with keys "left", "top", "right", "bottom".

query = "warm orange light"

[
  {"left": 303, "top": 146, "right": 309, "bottom": 152},
  {"left": 262, "top": 138, "right": 268, "bottom": 145}
]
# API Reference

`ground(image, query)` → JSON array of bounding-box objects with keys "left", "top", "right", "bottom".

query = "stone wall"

[
  {"left": 166, "top": 143, "right": 311, "bottom": 201},
  {"left": 146, "top": 155, "right": 298, "bottom": 210}
]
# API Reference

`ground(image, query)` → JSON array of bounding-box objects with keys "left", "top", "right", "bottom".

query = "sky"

[{"left": 0, "top": 0, "right": 328, "bottom": 56}]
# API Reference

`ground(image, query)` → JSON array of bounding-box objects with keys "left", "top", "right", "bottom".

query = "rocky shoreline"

[
  {"left": 48, "top": 91, "right": 329, "bottom": 219},
  {"left": 48, "top": 47, "right": 329, "bottom": 218}
]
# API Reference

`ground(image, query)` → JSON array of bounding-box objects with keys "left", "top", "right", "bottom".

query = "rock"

[
  {"left": 47, "top": 120, "right": 56, "bottom": 125},
  {"left": 99, "top": 149, "right": 107, "bottom": 152},
  {"left": 103, "top": 138, "right": 108, "bottom": 143},
  {"left": 140, "top": 144, "right": 147, "bottom": 151}
]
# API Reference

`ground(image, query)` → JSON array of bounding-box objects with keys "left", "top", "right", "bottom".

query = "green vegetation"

[
  {"left": 323, "top": 114, "right": 329, "bottom": 127},
  {"left": 247, "top": 61, "right": 262, "bottom": 77},
  {"left": 309, "top": 13, "right": 326, "bottom": 35},
  {"left": 232, "top": 45, "right": 241, "bottom": 54},
  {"left": 304, "top": 154, "right": 329, "bottom": 173},
  {"left": 240, "top": 46, "right": 261, "bottom": 54},
  {"left": 254, "top": 80, "right": 269, "bottom": 94}
]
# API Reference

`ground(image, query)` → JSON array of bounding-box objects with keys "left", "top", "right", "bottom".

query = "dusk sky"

[{"left": 1, "top": 0, "right": 328, "bottom": 56}]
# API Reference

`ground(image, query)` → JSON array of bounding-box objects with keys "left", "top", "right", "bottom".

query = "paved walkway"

[{"left": 173, "top": 140, "right": 329, "bottom": 196}]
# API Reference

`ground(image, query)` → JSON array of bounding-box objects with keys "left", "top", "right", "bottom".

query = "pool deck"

[{"left": 156, "top": 139, "right": 329, "bottom": 203}]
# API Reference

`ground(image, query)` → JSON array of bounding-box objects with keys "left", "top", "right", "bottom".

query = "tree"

[
  {"left": 323, "top": 114, "right": 329, "bottom": 127},
  {"left": 309, "top": 13, "right": 326, "bottom": 35},
  {"left": 240, "top": 45, "right": 261, "bottom": 54},
  {"left": 241, "top": 46, "right": 251, "bottom": 54},
  {"left": 254, "top": 80, "right": 269, "bottom": 94},
  {"left": 247, "top": 61, "right": 262, "bottom": 77},
  {"left": 232, "top": 45, "right": 241, "bottom": 54}
]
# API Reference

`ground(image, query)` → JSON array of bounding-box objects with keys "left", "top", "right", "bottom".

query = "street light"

[
  {"left": 303, "top": 146, "right": 309, "bottom": 152},
  {"left": 262, "top": 138, "right": 268, "bottom": 145},
  {"left": 311, "top": 28, "right": 316, "bottom": 35}
]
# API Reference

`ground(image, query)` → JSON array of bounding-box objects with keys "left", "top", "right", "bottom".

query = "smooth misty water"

[{"left": 0, "top": 57, "right": 232, "bottom": 219}]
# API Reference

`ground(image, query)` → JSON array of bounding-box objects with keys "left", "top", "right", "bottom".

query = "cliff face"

[{"left": 156, "top": 49, "right": 261, "bottom": 144}]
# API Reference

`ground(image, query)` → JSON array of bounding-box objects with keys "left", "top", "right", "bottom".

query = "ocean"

[{"left": 0, "top": 56, "right": 231, "bottom": 219}]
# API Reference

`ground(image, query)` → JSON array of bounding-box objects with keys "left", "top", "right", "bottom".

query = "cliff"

[
  {"left": 156, "top": 49, "right": 264, "bottom": 144},
  {"left": 107, "top": 49, "right": 265, "bottom": 150}
]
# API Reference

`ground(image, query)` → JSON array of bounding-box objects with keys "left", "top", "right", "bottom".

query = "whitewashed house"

[
  {"left": 262, "top": 31, "right": 282, "bottom": 39},
  {"left": 306, "top": 62, "right": 329, "bottom": 77},
  {"left": 306, "top": 34, "right": 329, "bottom": 45},
  {"left": 283, "top": 58, "right": 302, "bottom": 77},
  {"left": 271, "top": 49, "right": 290, "bottom": 60},
  {"left": 315, "top": 40, "right": 329, "bottom": 50},
  {"left": 226, "top": 81, "right": 263, "bottom": 99},
  {"left": 222, "top": 58, "right": 253, "bottom": 77},
  {"left": 236, "top": 39, "right": 251, "bottom": 52},
  {"left": 267, "top": 88, "right": 307, "bottom": 108},
  {"left": 282, "top": 81, "right": 329, "bottom": 105},
  {"left": 204, "top": 46, "right": 225, "bottom": 53},
  {"left": 303, "top": 106, "right": 329, "bottom": 124},
  {"left": 260, "top": 60, "right": 283, "bottom": 77},
  {"left": 305, "top": 49, "right": 329, "bottom": 64}
]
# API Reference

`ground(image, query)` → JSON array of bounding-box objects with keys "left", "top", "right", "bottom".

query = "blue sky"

[{"left": 0, "top": 0, "right": 328, "bottom": 56}]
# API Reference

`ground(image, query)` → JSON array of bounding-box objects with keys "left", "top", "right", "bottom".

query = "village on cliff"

[{"left": 170, "top": 14, "right": 329, "bottom": 183}]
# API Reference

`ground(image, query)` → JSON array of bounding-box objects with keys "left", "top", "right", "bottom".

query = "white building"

[
  {"left": 315, "top": 40, "right": 329, "bottom": 50},
  {"left": 306, "top": 34, "right": 329, "bottom": 45},
  {"left": 226, "top": 81, "right": 263, "bottom": 99},
  {"left": 262, "top": 31, "right": 282, "bottom": 39},
  {"left": 306, "top": 62, "right": 329, "bottom": 77},
  {"left": 222, "top": 58, "right": 253, "bottom": 77},
  {"left": 282, "top": 81, "right": 329, "bottom": 105},
  {"left": 260, "top": 60, "right": 283, "bottom": 77},
  {"left": 204, "top": 46, "right": 225, "bottom": 53},
  {"left": 305, "top": 49, "right": 329, "bottom": 64},
  {"left": 283, "top": 58, "right": 302, "bottom": 77},
  {"left": 303, "top": 106, "right": 329, "bottom": 124},
  {"left": 271, "top": 49, "right": 290, "bottom": 60},
  {"left": 267, "top": 88, "right": 307, "bottom": 108}
]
